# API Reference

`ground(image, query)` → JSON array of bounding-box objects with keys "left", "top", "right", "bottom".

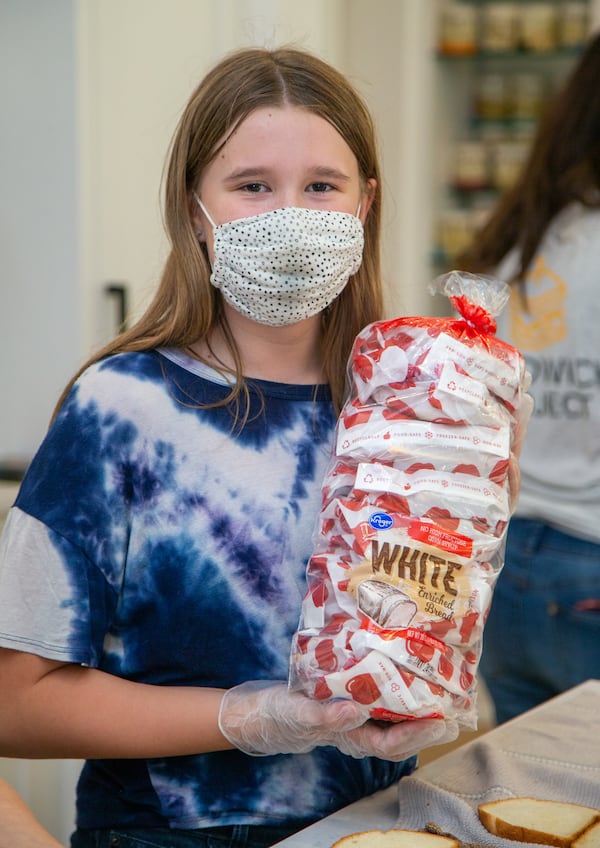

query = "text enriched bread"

[
  {"left": 478, "top": 798, "right": 600, "bottom": 847},
  {"left": 330, "top": 830, "right": 459, "bottom": 847}
]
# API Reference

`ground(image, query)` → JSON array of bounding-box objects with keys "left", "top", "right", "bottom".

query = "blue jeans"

[
  {"left": 70, "top": 823, "right": 308, "bottom": 848},
  {"left": 479, "top": 518, "right": 600, "bottom": 724}
]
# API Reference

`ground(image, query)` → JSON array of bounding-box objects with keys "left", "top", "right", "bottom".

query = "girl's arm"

[
  {"left": 0, "top": 778, "right": 63, "bottom": 848},
  {"left": 0, "top": 648, "right": 367, "bottom": 760},
  {"left": 0, "top": 648, "right": 230, "bottom": 759},
  {"left": 0, "top": 647, "right": 456, "bottom": 762}
]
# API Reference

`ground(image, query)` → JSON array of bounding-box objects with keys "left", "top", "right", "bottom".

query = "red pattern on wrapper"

[{"left": 289, "top": 273, "right": 531, "bottom": 728}]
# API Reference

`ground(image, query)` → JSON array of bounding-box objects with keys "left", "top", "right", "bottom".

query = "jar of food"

[
  {"left": 492, "top": 140, "right": 530, "bottom": 190},
  {"left": 477, "top": 73, "right": 509, "bottom": 121},
  {"left": 453, "top": 140, "right": 490, "bottom": 189},
  {"left": 519, "top": 3, "right": 558, "bottom": 52},
  {"left": 439, "top": 1, "right": 479, "bottom": 55},
  {"left": 511, "top": 73, "right": 546, "bottom": 121},
  {"left": 558, "top": 1, "right": 588, "bottom": 49},
  {"left": 481, "top": 3, "right": 519, "bottom": 52},
  {"left": 439, "top": 208, "right": 475, "bottom": 259}
]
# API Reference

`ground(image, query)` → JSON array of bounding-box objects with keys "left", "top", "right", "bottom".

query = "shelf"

[
  {"left": 431, "top": 0, "right": 590, "bottom": 274},
  {"left": 448, "top": 182, "right": 499, "bottom": 195},
  {"left": 436, "top": 46, "right": 584, "bottom": 60}
]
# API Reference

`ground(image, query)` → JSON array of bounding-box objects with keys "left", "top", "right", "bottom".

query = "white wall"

[
  {"left": 0, "top": 0, "right": 82, "bottom": 463},
  {"left": 344, "top": 2, "right": 437, "bottom": 318}
]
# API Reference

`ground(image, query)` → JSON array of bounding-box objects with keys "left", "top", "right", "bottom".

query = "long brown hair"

[
  {"left": 457, "top": 32, "right": 600, "bottom": 283},
  {"left": 54, "top": 47, "right": 383, "bottom": 418}
]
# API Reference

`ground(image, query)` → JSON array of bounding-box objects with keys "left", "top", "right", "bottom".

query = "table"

[{"left": 272, "top": 680, "right": 600, "bottom": 847}]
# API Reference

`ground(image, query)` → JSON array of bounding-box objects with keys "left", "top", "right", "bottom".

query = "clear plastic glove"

[
  {"left": 218, "top": 681, "right": 367, "bottom": 756},
  {"left": 508, "top": 387, "right": 534, "bottom": 511},
  {"left": 513, "top": 388, "right": 534, "bottom": 459},
  {"left": 333, "top": 717, "right": 460, "bottom": 761},
  {"left": 218, "top": 682, "right": 459, "bottom": 761}
]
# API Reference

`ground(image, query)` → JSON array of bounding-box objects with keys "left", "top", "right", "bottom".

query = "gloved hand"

[
  {"left": 513, "top": 384, "right": 534, "bottom": 458},
  {"left": 508, "top": 386, "right": 534, "bottom": 511},
  {"left": 218, "top": 681, "right": 459, "bottom": 760},
  {"left": 333, "top": 716, "right": 460, "bottom": 761},
  {"left": 218, "top": 681, "right": 368, "bottom": 756}
]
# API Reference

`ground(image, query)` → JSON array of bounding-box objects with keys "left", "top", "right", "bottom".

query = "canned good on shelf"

[
  {"left": 439, "top": 1, "right": 479, "bottom": 55},
  {"left": 476, "top": 73, "right": 510, "bottom": 121},
  {"left": 492, "top": 140, "right": 530, "bottom": 190},
  {"left": 511, "top": 73, "right": 546, "bottom": 121},
  {"left": 519, "top": 3, "right": 559, "bottom": 52},
  {"left": 453, "top": 141, "right": 490, "bottom": 189},
  {"left": 439, "top": 208, "right": 475, "bottom": 259},
  {"left": 558, "top": 1, "right": 589, "bottom": 49},
  {"left": 481, "top": 3, "right": 520, "bottom": 52}
]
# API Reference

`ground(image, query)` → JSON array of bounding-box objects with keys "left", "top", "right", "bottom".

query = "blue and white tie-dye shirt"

[{"left": 0, "top": 348, "right": 410, "bottom": 830}]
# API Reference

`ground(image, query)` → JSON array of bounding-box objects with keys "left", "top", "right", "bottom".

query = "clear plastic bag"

[{"left": 289, "top": 272, "right": 532, "bottom": 730}]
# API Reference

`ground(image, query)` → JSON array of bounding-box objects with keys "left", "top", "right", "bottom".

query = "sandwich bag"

[{"left": 289, "top": 271, "right": 532, "bottom": 729}]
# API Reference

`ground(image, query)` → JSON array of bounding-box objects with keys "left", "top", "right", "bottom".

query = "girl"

[{"left": 0, "top": 47, "right": 455, "bottom": 847}]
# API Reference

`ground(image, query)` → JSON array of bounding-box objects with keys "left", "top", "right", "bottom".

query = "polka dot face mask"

[{"left": 195, "top": 195, "right": 365, "bottom": 326}]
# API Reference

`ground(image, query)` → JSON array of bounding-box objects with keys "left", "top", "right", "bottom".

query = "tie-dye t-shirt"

[{"left": 0, "top": 348, "right": 411, "bottom": 829}]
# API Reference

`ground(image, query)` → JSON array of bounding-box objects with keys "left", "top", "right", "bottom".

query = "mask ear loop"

[{"left": 193, "top": 191, "right": 217, "bottom": 229}]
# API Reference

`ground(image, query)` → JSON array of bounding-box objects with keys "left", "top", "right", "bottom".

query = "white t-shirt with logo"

[{"left": 494, "top": 203, "right": 600, "bottom": 542}]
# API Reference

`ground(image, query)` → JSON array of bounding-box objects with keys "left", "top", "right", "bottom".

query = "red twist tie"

[{"left": 450, "top": 295, "right": 497, "bottom": 335}]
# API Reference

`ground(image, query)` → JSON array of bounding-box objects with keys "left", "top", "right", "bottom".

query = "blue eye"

[{"left": 308, "top": 182, "right": 332, "bottom": 193}]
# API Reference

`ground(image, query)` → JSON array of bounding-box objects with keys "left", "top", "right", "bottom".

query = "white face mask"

[{"left": 194, "top": 194, "right": 365, "bottom": 327}]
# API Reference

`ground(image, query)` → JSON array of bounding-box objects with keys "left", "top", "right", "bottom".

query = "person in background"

[
  {"left": 457, "top": 32, "right": 600, "bottom": 724},
  {"left": 0, "top": 47, "right": 457, "bottom": 848},
  {"left": 0, "top": 778, "right": 63, "bottom": 848}
]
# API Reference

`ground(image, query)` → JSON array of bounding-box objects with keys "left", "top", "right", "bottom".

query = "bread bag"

[{"left": 289, "top": 272, "right": 531, "bottom": 728}]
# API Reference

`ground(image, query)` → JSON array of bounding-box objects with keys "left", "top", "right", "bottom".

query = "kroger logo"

[{"left": 369, "top": 512, "right": 393, "bottom": 530}]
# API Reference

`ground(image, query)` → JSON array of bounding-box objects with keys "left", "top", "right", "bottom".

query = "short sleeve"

[{"left": 0, "top": 507, "right": 106, "bottom": 664}]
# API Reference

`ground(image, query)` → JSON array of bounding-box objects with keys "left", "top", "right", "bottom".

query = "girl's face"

[{"left": 193, "top": 104, "right": 375, "bottom": 255}]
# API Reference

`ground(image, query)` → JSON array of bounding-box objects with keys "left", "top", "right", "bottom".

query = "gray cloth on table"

[{"left": 395, "top": 682, "right": 600, "bottom": 846}]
